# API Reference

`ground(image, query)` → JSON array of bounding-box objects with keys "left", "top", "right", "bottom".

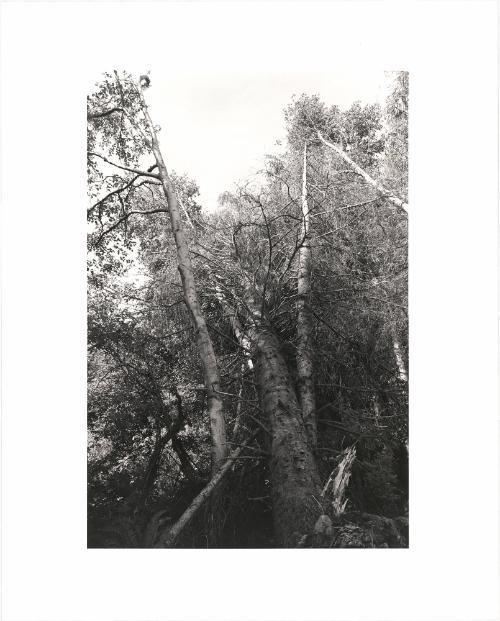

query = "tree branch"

[
  {"left": 155, "top": 431, "right": 258, "bottom": 547},
  {"left": 316, "top": 131, "right": 408, "bottom": 215},
  {"left": 88, "top": 152, "right": 160, "bottom": 179},
  {"left": 93, "top": 208, "right": 168, "bottom": 245},
  {"left": 87, "top": 107, "right": 124, "bottom": 119},
  {"left": 87, "top": 170, "right": 160, "bottom": 215}
]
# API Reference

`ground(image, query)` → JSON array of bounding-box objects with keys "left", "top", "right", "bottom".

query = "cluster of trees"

[{"left": 87, "top": 71, "right": 408, "bottom": 548}]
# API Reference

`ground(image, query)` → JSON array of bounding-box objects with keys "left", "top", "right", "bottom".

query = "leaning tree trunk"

[
  {"left": 138, "top": 81, "right": 227, "bottom": 474},
  {"left": 224, "top": 303, "right": 253, "bottom": 437},
  {"left": 317, "top": 131, "right": 408, "bottom": 214},
  {"left": 155, "top": 435, "right": 256, "bottom": 548},
  {"left": 296, "top": 142, "right": 317, "bottom": 447},
  {"left": 391, "top": 328, "right": 408, "bottom": 383},
  {"left": 245, "top": 293, "right": 322, "bottom": 546}
]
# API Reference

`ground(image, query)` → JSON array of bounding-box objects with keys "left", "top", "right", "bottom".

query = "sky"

[
  {"left": 88, "top": 68, "right": 390, "bottom": 284},
  {"left": 130, "top": 69, "right": 389, "bottom": 211},
  {"left": 82, "top": 0, "right": 403, "bottom": 213}
]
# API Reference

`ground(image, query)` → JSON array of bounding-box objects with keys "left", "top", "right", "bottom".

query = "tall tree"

[
  {"left": 87, "top": 72, "right": 227, "bottom": 475},
  {"left": 296, "top": 142, "right": 317, "bottom": 447},
  {"left": 137, "top": 75, "right": 227, "bottom": 473},
  {"left": 88, "top": 73, "right": 409, "bottom": 548}
]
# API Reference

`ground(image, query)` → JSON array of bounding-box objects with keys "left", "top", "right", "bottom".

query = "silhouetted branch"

[{"left": 88, "top": 152, "right": 160, "bottom": 179}]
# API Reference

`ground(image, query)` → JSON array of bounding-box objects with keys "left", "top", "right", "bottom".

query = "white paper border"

[{"left": 1, "top": 2, "right": 498, "bottom": 620}]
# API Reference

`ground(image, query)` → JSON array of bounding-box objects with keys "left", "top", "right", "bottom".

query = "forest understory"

[{"left": 87, "top": 71, "right": 409, "bottom": 548}]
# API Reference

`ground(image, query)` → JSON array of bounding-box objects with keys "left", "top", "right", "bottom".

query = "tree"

[
  {"left": 296, "top": 142, "right": 317, "bottom": 447},
  {"left": 88, "top": 71, "right": 227, "bottom": 475},
  {"left": 137, "top": 76, "right": 227, "bottom": 473},
  {"left": 87, "top": 71, "right": 409, "bottom": 548}
]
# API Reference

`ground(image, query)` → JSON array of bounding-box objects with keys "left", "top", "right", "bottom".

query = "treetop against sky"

[{"left": 90, "top": 69, "right": 391, "bottom": 212}]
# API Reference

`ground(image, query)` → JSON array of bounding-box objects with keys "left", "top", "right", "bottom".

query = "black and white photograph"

[
  {"left": 1, "top": 1, "right": 498, "bottom": 620},
  {"left": 87, "top": 70, "right": 409, "bottom": 549}
]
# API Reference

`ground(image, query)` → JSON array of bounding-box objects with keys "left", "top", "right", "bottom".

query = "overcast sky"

[
  {"left": 134, "top": 69, "right": 389, "bottom": 211},
  {"left": 82, "top": 1, "right": 403, "bottom": 213}
]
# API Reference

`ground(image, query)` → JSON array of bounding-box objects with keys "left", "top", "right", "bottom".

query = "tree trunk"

[
  {"left": 213, "top": 286, "right": 254, "bottom": 437},
  {"left": 138, "top": 432, "right": 168, "bottom": 506},
  {"left": 138, "top": 82, "right": 227, "bottom": 474},
  {"left": 171, "top": 435, "right": 197, "bottom": 481},
  {"left": 122, "top": 422, "right": 172, "bottom": 512},
  {"left": 317, "top": 131, "right": 408, "bottom": 214},
  {"left": 296, "top": 142, "right": 317, "bottom": 447},
  {"left": 391, "top": 328, "right": 408, "bottom": 382},
  {"left": 155, "top": 435, "right": 255, "bottom": 547},
  {"left": 215, "top": 285, "right": 253, "bottom": 371},
  {"left": 233, "top": 360, "right": 245, "bottom": 441},
  {"left": 244, "top": 294, "right": 322, "bottom": 546}
]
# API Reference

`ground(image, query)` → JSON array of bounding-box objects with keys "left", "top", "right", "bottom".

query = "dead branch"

[{"left": 155, "top": 432, "right": 257, "bottom": 547}]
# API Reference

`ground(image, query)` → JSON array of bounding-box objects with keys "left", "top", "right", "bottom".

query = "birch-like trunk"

[
  {"left": 138, "top": 83, "right": 227, "bottom": 474},
  {"left": 245, "top": 293, "right": 322, "bottom": 546},
  {"left": 391, "top": 328, "right": 408, "bottom": 460},
  {"left": 296, "top": 143, "right": 317, "bottom": 447},
  {"left": 317, "top": 131, "right": 408, "bottom": 214},
  {"left": 392, "top": 328, "right": 408, "bottom": 383}
]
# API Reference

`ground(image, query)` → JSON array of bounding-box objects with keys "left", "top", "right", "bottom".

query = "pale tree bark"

[
  {"left": 296, "top": 142, "right": 317, "bottom": 447},
  {"left": 138, "top": 81, "right": 227, "bottom": 474},
  {"left": 391, "top": 328, "right": 408, "bottom": 383},
  {"left": 395, "top": 336, "right": 409, "bottom": 456},
  {"left": 316, "top": 131, "right": 408, "bottom": 214},
  {"left": 243, "top": 291, "right": 322, "bottom": 546},
  {"left": 321, "top": 445, "right": 356, "bottom": 515},
  {"left": 214, "top": 286, "right": 253, "bottom": 371},
  {"left": 155, "top": 434, "right": 256, "bottom": 547},
  {"left": 227, "top": 312, "right": 253, "bottom": 436},
  {"left": 391, "top": 327, "right": 408, "bottom": 456},
  {"left": 372, "top": 393, "right": 381, "bottom": 425},
  {"left": 176, "top": 194, "right": 195, "bottom": 230},
  {"left": 232, "top": 365, "right": 246, "bottom": 437},
  {"left": 215, "top": 286, "right": 255, "bottom": 436}
]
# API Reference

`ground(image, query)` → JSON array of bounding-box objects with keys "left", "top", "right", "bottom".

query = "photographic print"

[
  {"left": 2, "top": 1, "right": 498, "bottom": 619},
  {"left": 87, "top": 70, "right": 409, "bottom": 548}
]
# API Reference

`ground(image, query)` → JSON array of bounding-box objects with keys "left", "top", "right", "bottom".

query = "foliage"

[{"left": 87, "top": 71, "right": 408, "bottom": 547}]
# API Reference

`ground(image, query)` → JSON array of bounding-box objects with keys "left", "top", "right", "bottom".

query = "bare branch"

[
  {"left": 88, "top": 152, "right": 160, "bottom": 179},
  {"left": 155, "top": 431, "right": 258, "bottom": 547},
  {"left": 93, "top": 208, "right": 168, "bottom": 246},
  {"left": 88, "top": 170, "right": 160, "bottom": 215},
  {"left": 87, "top": 107, "right": 124, "bottom": 120}
]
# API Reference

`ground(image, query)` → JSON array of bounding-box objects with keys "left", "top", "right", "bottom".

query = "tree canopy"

[{"left": 87, "top": 71, "right": 408, "bottom": 548}]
